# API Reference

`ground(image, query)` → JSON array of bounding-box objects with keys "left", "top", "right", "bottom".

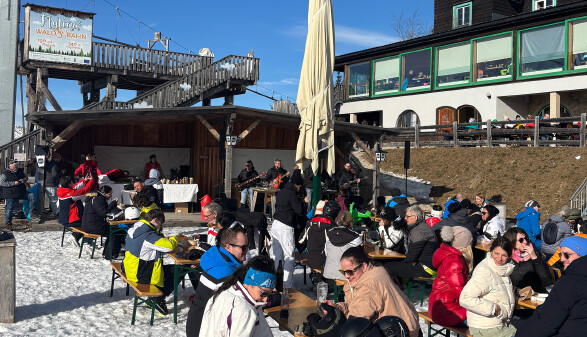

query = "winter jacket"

[
  {"left": 404, "top": 218, "right": 439, "bottom": 270},
  {"left": 44, "top": 159, "right": 62, "bottom": 188},
  {"left": 186, "top": 246, "right": 242, "bottom": 337},
  {"left": 298, "top": 216, "right": 335, "bottom": 270},
  {"left": 337, "top": 169, "right": 358, "bottom": 187},
  {"left": 434, "top": 208, "right": 477, "bottom": 241},
  {"left": 334, "top": 195, "right": 349, "bottom": 212},
  {"left": 515, "top": 255, "right": 587, "bottom": 337},
  {"left": 548, "top": 233, "right": 587, "bottom": 266},
  {"left": 481, "top": 216, "right": 505, "bottom": 241},
  {"left": 335, "top": 265, "right": 421, "bottom": 337},
  {"left": 0, "top": 168, "right": 27, "bottom": 199},
  {"left": 443, "top": 198, "right": 459, "bottom": 219},
  {"left": 378, "top": 224, "right": 406, "bottom": 253},
  {"left": 516, "top": 207, "right": 542, "bottom": 250},
  {"left": 302, "top": 166, "right": 314, "bottom": 189},
  {"left": 145, "top": 169, "right": 163, "bottom": 190},
  {"left": 57, "top": 179, "right": 96, "bottom": 225},
  {"left": 468, "top": 208, "right": 483, "bottom": 233},
  {"left": 264, "top": 166, "right": 288, "bottom": 187},
  {"left": 429, "top": 243, "right": 469, "bottom": 327},
  {"left": 122, "top": 220, "right": 178, "bottom": 287},
  {"left": 460, "top": 254, "right": 516, "bottom": 330},
  {"left": 199, "top": 281, "right": 272, "bottom": 337},
  {"left": 540, "top": 214, "right": 572, "bottom": 255},
  {"left": 138, "top": 185, "right": 162, "bottom": 208},
  {"left": 236, "top": 168, "right": 259, "bottom": 189},
  {"left": 82, "top": 192, "right": 118, "bottom": 234},
  {"left": 384, "top": 195, "right": 410, "bottom": 219},
  {"left": 74, "top": 160, "right": 102, "bottom": 178},
  {"left": 323, "top": 226, "right": 362, "bottom": 280},
  {"left": 510, "top": 249, "right": 553, "bottom": 293},
  {"left": 273, "top": 182, "right": 302, "bottom": 227},
  {"left": 144, "top": 162, "right": 161, "bottom": 179},
  {"left": 426, "top": 217, "right": 441, "bottom": 227}
]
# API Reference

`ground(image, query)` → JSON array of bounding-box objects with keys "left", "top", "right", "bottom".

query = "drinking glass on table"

[{"left": 316, "top": 281, "right": 328, "bottom": 310}]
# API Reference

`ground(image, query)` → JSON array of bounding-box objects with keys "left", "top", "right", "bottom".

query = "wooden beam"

[
  {"left": 349, "top": 131, "right": 375, "bottom": 160},
  {"left": 195, "top": 115, "right": 220, "bottom": 141},
  {"left": 224, "top": 113, "right": 236, "bottom": 197},
  {"left": 334, "top": 144, "right": 345, "bottom": 158},
  {"left": 237, "top": 119, "right": 260, "bottom": 140},
  {"left": 38, "top": 80, "right": 62, "bottom": 111},
  {"left": 51, "top": 120, "right": 84, "bottom": 150}
]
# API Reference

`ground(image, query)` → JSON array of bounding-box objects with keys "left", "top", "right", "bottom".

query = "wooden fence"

[
  {"left": 0, "top": 129, "right": 44, "bottom": 169},
  {"left": 385, "top": 114, "right": 587, "bottom": 148}
]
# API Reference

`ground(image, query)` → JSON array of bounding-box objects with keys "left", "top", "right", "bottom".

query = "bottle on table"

[
  {"left": 276, "top": 260, "right": 284, "bottom": 293},
  {"left": 280, "top": 287, "right": 289, "bottom": 318},
  {"left": 379, "top": 231, "right": 385, "bottom": 248},
  {"left": 316, "top": 281, "right": 328, "bottom": 310}
]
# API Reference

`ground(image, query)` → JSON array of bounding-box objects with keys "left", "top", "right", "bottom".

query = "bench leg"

[
  {"left": 333, "top": 284, "right": 340, "bottom": 304},
  {"left": 303, "top": 265, "right": 307, "bottom": 285},
  {"left": 149, "top": 298, "right": 156, "bottom": 326},
  {"left": 428, "top": 321, "right": 432, "bottom": 337},
  {"left": 110, "top": 269, "right": 116, "bottom": 297},
  {"left": 407, "top": 279, "right": 413, "bottom": 300},
  {"left": 126, "top": 283, "right": 130, "bottom": 297},
  {"left": 78, "top": 238, "right": 85, "bottom": 258},
  {"left": 90, "top": 239, "right": 97, "bottom": 259},
  {"left": 131, "top": 296, "right": 139, "bottom": 325},
  {"left": 61, "top": 227, "right": 67, "bottom": 247}
]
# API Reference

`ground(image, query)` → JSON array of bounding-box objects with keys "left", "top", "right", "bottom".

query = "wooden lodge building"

[
  {"left": 334, "top": 0, "right": 587, "bottom": 128},
  {"left": 2, "top": 4, "right": 397, "bottom": 205}
]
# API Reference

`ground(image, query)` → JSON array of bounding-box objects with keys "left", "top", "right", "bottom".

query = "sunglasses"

[
  {"left": 518, "top": 237, "right": 528, "bottom": 244},
  {"left": 229, "top": 243, "right": 249, "bottom": 251},
  {"left": 562, "top": 252, "right": 576, "bottom": 260},
  {"left": 339, "top": 264, "right": 363, "bottom": 277},
  {"left": 203, "top": 212, "right": 215, "bottom": 219},
  {"left": 481, "top": 212, "right": 488, "bottom": 215},
  {"left": 250, "top": 278, "right": 275, "bottom": 298}
]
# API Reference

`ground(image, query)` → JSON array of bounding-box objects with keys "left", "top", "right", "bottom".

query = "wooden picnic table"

[
  {"left": 264, "top": 288, "right": 316, "bottom": 336},
  {"left": 168, "top": 241, "right": 202, "bottom": 323},
  {"left": 364, "top": 242, "right": 406, "bottom": 260},
  {"left": 517, "top": 298, "right": 543, "bottom": 310},
  {"left": 250, "top": 187, "right": 279, "bottom": 218}
]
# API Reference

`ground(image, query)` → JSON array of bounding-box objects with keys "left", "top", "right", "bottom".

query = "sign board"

[{"left": 27, "top": 9, "right": 92, "bottom": 65}]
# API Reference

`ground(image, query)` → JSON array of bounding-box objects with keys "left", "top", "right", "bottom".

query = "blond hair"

[{"left": 458, "top": 246, "right": 474, "bottom": 274}]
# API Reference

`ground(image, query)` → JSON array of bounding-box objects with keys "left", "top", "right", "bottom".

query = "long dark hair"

[
  {"left": 504, "top": 227, "right": 530, "bottom": 252},
  {"left": 211, "top": 255, "right": 275, "bottom": 305}
]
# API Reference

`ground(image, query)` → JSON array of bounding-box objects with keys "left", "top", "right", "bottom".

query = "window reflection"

[
  {"left": 401, "top": 49, "right": 431, "bottom": 91},
  {"left": 348, "top": 62, "right": 370, "bottom": 98}
]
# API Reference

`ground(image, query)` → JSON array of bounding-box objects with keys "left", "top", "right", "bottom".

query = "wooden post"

[
  {"left": 105, "top": 75, "right": 118, "bottom": 101},
  {"left": 237, "top": 120, "right": 260, "bottom": 140},
  {"left": 36, "top": 130, "right": 47, "bottom": 220},
  {"left": 350, "top": 114, "right": 357, "bottom": 124},
  {"left": 349, "top": 132, "right": 375, "bottom": 160},
  {"left": 372, "top": 142, "right": 380, "bottom": 208},
  {"left": 534, "top": 116, "right": 540, "bottom": 147},
  {"left": 580, "top": 113, "right": 586, "bottom": 147},
  {"left": 453, "top": 121, "right": 458, "bottom": 148},
  {"left": 35, "top": 68, "right": 47, "bottom": 111},
  {"left": 51, "top": 120, "right": 84, "bottom": 150},
  {"left": 0, "top": 238, "right": 16, "bottom": 323},
  {"left": 550, "top": 92, "right": 560, "bottom": 118},
  {"left": 224, "top": 113, "right": 236, "bottom": 198},
  {"left": 414, "top": 122, "right": 420, "bottom": 148},
  {"left": 486, "top": 120, "right": 492, "bottom": 147}
]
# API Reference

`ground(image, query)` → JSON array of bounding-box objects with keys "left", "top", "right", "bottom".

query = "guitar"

[
  {"left": 236, "top": 173, "right": 265, "bottom": 191},
  {"left": 271, "top": 171, "right": 290, "bottom": 189},
  {"left": 341, "top": 178, "right": 360, "bottom": 190}
]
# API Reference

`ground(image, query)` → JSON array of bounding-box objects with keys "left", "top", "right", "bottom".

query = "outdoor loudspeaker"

[
  {"left": 34, "top": 145, "right": 49, "bottom": 156},
  {"left": 404, "top": 141, "right": 411, "bottom": 170}
]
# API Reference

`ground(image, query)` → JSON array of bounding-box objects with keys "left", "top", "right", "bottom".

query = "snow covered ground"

[{"left": 0, "top": 227, "right": 433, "bottom": 336}]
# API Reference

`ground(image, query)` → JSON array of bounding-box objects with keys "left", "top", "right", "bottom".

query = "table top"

[
  {"left": 108, "top": 220, "right": 137, "bottom": 226},
  {"left": 517, "top": 298, "right": 543, "bottom": 310},
  {"left": 364, "top": 242, "right": 406, "bottom": 260},
  {"left": 252, "top": 187, "right": 280, "bottom": 193},
  {"left": 475, "top": 241, "right": 492, "bottom": 252},
  {"left": 168, "top": 241, "right": 201, "bottom": 266},
  {"left": 264, "top": 288, "right": 316, "bottom": 335}
]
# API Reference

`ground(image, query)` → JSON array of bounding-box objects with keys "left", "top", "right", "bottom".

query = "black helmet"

[
  {"left": 323, "top": 200, "right": 341, "bottom": 220},
  {"left": 374, "top": 316, "right": 409, "bottom": 337},
  {"left": 339, "top": 317, "right": 382, "bottom": 337}
]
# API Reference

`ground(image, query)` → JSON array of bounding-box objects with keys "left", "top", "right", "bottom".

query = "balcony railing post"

[
  {"left": 486, "top": 120, "right": 492, "bottom": 147},
  {"left": 580, "top": 113, "right": 586, "bottom": 147},
  {"left": 453, "top": 121, "right": 459, "bottom": 148},
  {"left": 534, "top": 116, "right": 540, "bottom": 147},
  {"left": 414, "top": 122, "right": 420, "bottom": 148}
]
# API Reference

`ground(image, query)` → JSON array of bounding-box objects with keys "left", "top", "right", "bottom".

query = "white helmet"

[{"left": 125, "top": 207, "right": 141, "bottom": 220}]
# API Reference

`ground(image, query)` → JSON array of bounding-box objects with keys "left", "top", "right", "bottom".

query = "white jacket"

[
  {"left": 459, "top": 254, "right": 515, "bottom": 329},
  {"left": 482, "top": 216, "right": 505, "bottom": 241},
  {"left": 323, "top": 235, "right": 362, "bottom": 280},
  {"left": 378, "top": 225, "right": 406, "bottom": 250},
  {"left": 199, "top": 281, "right": 272, "bottom": 337}
]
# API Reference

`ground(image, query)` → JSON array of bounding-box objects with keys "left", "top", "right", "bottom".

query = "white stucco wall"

[{"left": 339, "top": 75, "right": 587, "bottom": 127}]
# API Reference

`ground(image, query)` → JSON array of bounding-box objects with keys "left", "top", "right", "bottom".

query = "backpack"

[{"left": 542, "top": 219, "right": 559, "bottom": 245}]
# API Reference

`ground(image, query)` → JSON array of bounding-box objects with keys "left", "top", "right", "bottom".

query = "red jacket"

[
  {"left": 145, "top": 162, "right": 161, "bottom": 178},
  {"left": 57, "top": 179, "right": 96, "bottom": 224},
  {"left": 426, "top": 217, "right": 441, "bottom": 227},
  {"left": 75, "top": 160, "right": 102, "bottom": 178},
  {"left": 428, "top": 243, "right": 468, "bottom": 327}
]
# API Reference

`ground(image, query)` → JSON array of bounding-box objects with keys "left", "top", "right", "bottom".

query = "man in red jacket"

[{"left": 57, "top": 175, "right": 96, "bottom": 246}]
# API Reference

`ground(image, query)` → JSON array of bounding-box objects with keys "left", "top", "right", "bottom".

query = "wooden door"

[{"left": 437, "top": 107, "right": 456, "bottom": 133}]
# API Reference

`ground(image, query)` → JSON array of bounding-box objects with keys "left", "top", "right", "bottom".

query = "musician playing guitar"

[
  {"left": 237, "top": 160, "right": 260, "bottom": 209},
  {"left": 337, "top": 162, "right": 361, "bottom": 194},
  {"left": 264, "top": 159, "right": 289, "bottom": 189}
]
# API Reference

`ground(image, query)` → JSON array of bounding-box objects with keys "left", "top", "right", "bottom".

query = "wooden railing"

[
  {"left": 570, "top": 177, "right": 587, "bottom": 217},
  {"left": 0, "top": 129, "right": 44, "bottom": 169},
  {"left": 385, "top": 114, "right": 587, "bottom": 148},
  {"left": 92, "top": 42, "right": 214, "bottom": 76}
]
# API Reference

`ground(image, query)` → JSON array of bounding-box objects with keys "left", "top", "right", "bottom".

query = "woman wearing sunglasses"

[
  {"left": 514, "top": 236, "right": 587, "bottom": 336},
  {"left": 460, "top": 237, "right": 517, "bottom": 337},
  {"left": 322, "top": 246, "right": 421, "bottom": 337},
  {"left": 503, "top": 227, "right": 553, "bottom": 294},
  {"left": 199, "top": 255, "right": 276, "bottom": 337},
  {"left": 480, "top": 205, "right": 505, "bottom": 241}
]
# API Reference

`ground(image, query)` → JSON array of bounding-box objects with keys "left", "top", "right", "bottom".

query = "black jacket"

[
  {"left": 392, "top": 196, "right": 410, "bottom": 219},
  {"left": 1, "top": 168, "right": 27, "bottom": 199},
  {"left": 515, "top": 255, "right": 587, "bottom": 337},
  {"left": 299, "top": 216, "right": 335, "bottom": 270},
  {"left": 138, "top": 185, "right": 161, "bottom": 208},
  {"left": 510, "top": 250, "right": 553, "bottom": 293},
  {"left": 433, "top": 208, "right": 477, "bottom": 242},
  {"left": 303, "top": 166, "right": 314, "bottom": 188},
  {"left": 337, "top": 169, "right": 357, "bottom": 187},
  {"left": 273, "top": 182, "right": 302, "bottom": 227},
  {"left": 265, "top": 166, "right": 288, "bottom": 185},
  {"left": 44, "top": 159, "right": 62, "bottom": 188},
  {"left": 404, "top": 218, "right": 439, "bottom": 270},
  {"left": 236, "top": 168, "right": 259, "bottom": 189},
  {"left": 82, "top": 193, "right": 118, "bottom": 235}
]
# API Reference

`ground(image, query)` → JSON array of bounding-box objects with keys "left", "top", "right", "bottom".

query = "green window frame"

[
  {"left": 569, "top": 17, "right": 587, "bottom": 70},
  {"left": 400, "top": 48, "right": 432, "bottom": 93},
  {"left": 453, "top": 2, "right": 472, "bottom": 29},
  {"left": 434, "top": 42, "right": 471, "bottom": 88},
  {"left": 518, "top": 22, "right": 566, "bottom": 78},
  {"left": 533, "top": 0, "right": 556, "bottom": 11},
  {"left": 372, "top": 56, "right": 400, "bottom": 96},
  {"left": 472, "top": 32, "right": 514, "bottom": 83}
]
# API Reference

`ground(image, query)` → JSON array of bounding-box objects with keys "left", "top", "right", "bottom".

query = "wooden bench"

[
  {"left": 60, "top": 226, "right": 76, "bottom": 247},
  {"left": 110, "top": 262, "right": 163, "bottom": 325},
  {"left": 71, "top": 227, "right": 102, "bottom": 259},
  {"left": 418, "top": 311, "right": 471, "bottom": 337}
]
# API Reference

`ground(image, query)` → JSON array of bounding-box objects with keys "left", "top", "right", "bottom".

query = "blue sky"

[{"left": 14, "top": 0, "right": 434, "bottom": 124}]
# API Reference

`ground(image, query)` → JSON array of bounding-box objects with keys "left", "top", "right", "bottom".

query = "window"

[
  {"left": 538, "top": 104, "right": 571, "bottom": 117},
  {"left": 570, "top": 18, "right": 587, "bottom": 70},
  {"left": 401, "top": 49, "right": 431, "bottom": 91},
  {"left": 436, "top": 42, "right": 471, "bottom": 87},
  {"left": 397, "top": 110, "right": 420, "bottom": 128},
  {"left": 453, "top": 2, "right": 472, "bottom": 29},
  {"left": 519, "top": 23, "right": 565, "bottom": 76},
  {"left": 347, "top": 62, "right": 370, "bottom": 99},
  {"left": 474, "top": 33, "right": 513, "bottom": 81},
  {"left": 373, "top": 57, "right": 400, "bottom": 95},
  {"left": 533, "top": 0, "right": 555, "bottom": 11}
]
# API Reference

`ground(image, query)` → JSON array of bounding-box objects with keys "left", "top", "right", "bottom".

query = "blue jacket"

[
  {"left": 516, "top": 207, "right": 542, "bottom": 250},
  {"left": 385, "top": 194, "right": 406, "bottom": 208},
  {"left": 443, "top": 199, "right": 458, "bottom": 219},
  {"left": 200, "top": 246, "right": 241, "bottom": 281}
]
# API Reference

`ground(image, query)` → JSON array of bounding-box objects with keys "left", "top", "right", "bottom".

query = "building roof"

[{"left": 334, "top": 1, "right": 587, "bottom": 71}]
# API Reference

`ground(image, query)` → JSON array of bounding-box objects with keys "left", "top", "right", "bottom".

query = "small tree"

[{"left": 391, "top": 9, "right": 432, "bottom": 41}]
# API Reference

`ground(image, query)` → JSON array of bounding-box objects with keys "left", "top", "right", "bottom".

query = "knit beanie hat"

[
  {"left": 314, "top": 200, "right": 326, "bottom": 215},
  {"left": 380, "top": 206, "right": 397, "bottom": 221},
  {"left": 525, "top": 200, "right": 540, "bottom": 209},
  {"left": 290, "top": 169, "right": 304, "bottom": 185},
  {"left": 440, "top": 226, "right": 472, "bottom": 250},
  {"left": 561, "top": 236, "right": 587, "bottom": 257}
]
